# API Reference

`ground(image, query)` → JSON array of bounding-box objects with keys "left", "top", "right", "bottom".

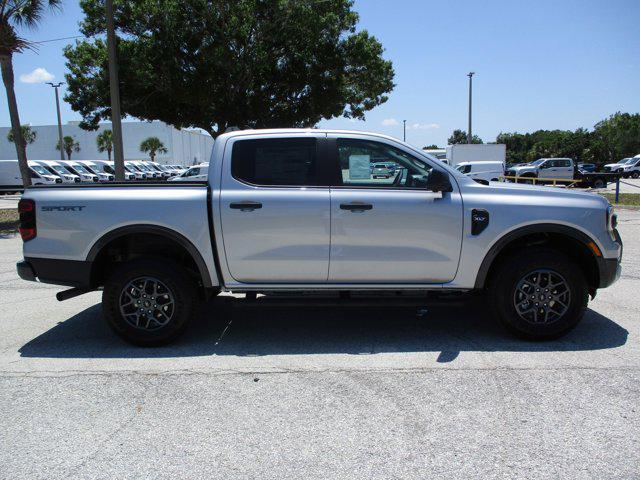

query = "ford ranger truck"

[{"left": 16, "top": 129, "right": 622, "bottom": 346}]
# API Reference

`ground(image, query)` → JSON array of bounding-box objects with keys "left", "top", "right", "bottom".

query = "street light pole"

[
  {"left": 46, "top": 82, "right": 65, "bottom": 161},
  {"left": 467, "top": 72, "right": 475, "bottom": 144},
  {"left": 403, "top": 119, "right": 406, "bottom": 142},
  {"left": 105, "top": 0, "right": 125, "bottom": 181}
]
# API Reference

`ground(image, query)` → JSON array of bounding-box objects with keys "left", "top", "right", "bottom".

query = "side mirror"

[{"left": 426, "top": 169, "right": 452, "bottom": 193}]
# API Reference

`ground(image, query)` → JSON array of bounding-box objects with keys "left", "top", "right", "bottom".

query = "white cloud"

[
  {"left": 410, "top": 123, "right": 440, "bottom": 130},
  {"left": 381, "top": 118, "right": 400, "bottom": 126},
  {"left": 20, "top": 68, "right": 54, "bottom": 84}
]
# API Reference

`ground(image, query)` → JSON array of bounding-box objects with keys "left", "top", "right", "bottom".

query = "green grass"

[
  {"left": 0, "top": 209, "right": 19, "bottom": 234},
  {"left": 601, "top": 193, "right": 640, "bottom": 207}
]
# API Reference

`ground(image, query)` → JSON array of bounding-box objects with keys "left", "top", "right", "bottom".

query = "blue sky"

[{"left": 1, "top": 0, "right": 639, "bottom": 148}]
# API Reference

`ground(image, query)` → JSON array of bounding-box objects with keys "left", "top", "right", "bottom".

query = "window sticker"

[{"left": 349, "top": 154, "right": 371, "bottom": 179}]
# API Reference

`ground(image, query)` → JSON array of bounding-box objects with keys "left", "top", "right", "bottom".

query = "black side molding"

[
  {"left": 474, "top": 223, "right": 610, "bottom": 289},
  {"left": 86, "top": 224, "right": 214, "bottom": 288}
]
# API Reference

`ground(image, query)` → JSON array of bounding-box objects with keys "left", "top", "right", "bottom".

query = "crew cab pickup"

[{"left": 16, "top": 129, "right": 623, "bottom": 345}]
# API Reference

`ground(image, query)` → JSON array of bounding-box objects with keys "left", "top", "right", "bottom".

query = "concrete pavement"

[{"left": 0, "top": 210, "right": 639, "bottom": 479}]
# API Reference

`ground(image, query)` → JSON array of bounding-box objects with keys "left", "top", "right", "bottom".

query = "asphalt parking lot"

[{"left": 0, "top": 210, "right": 639, "bottom": 479}]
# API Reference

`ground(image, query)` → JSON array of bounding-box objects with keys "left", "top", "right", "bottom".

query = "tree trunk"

[
  {"left": 150, "top": 152, "right": 155, "bottom": 162},
  {"left": 108, "top": 148, "right": 112, "bottom": 161},
  {"left": 0, "top": 53, "right": 31, "bottom": 188}
]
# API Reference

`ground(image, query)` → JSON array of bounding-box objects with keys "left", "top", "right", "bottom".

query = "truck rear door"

[{"left": 219, "top": 134, "right": 330, "bottom": 283}]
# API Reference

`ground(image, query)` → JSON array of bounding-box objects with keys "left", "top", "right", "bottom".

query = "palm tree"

[
  {"left": 96, "top": 129, "right": 113, "bottom": 161},
  {"left": 56, "top": 135, "right": 80, "bottom": 160},
  {"left": 6, "top": 124, "right": 36, "bottom": 146},
  {"left": 1, "top": 0, "right": 62, "bottom": 187},
  {"left": 140, "top": 136, "right": 168, "bottom": 162}
]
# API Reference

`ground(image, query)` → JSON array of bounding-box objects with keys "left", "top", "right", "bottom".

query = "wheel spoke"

[
  {"left": 513, "top": 269, "right": 571, "bottom": 325},
  {"left": 119, "top": 276, "right": 176, "bottom": 331}
]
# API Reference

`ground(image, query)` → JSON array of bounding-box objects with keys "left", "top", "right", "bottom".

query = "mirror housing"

[{"left": 426, "top": 169, "right": 453, "bottom": 193}]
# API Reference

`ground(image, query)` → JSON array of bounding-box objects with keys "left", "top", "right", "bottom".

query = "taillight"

[{"left": 18, "top": 199, "right": 36, "bottom": 242}]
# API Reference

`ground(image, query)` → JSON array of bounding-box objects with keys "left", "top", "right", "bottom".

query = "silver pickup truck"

[{"left": 16, "top": 129, "right": 622, "bottom": 345}]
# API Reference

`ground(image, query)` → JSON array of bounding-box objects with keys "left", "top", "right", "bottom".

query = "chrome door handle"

[
  {"left": 230, "top": 201, "right": 262, "bottom": 211},
  {"left": 340, "top": 203, "right": 373, "bottom": 212}
]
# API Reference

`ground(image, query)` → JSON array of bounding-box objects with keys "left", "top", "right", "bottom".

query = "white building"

[{"left": 0, "top": 121, "right": 214, "bottom": 166}]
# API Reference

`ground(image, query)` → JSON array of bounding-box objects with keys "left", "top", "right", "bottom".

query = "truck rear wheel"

[
  {"left": 103, "top": 258, "right": 196, "bottom": 346},
  {"left": 487, "top": 248, "right": 588, "bottom": 340}
]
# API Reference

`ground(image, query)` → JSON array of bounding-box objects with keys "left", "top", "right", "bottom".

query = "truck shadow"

[{"left": 19, "top": 295, "right": 628, "bottom": 361}]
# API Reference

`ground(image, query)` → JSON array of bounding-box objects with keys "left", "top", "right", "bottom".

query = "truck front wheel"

[
  {"left": 487, "top": 248, "right": 588, "bottom": 340},
  {"left": 103, "top": 258, "right": 196, "bottom": 346}
]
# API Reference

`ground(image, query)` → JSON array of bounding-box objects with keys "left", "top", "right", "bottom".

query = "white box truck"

[{"left": 445, "top": 144, "right": 506, "bottom": 168}]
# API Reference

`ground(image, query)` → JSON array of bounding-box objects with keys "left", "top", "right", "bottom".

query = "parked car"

[
  {"left": 77, "top": 161, "right": 116, "bottom": 182},
  {"left": 577, "top": 163, "right": 596, "bottom": 173},
  {"left": 168, "top": 164, "right": 209, "bottom": 181},
  {"left": 33, "top": 160, "right": 81, "bottom": 183},
  {"left": 0, "top": 160, "right": 61, "bottom": 193},
  {"left": 123, "top": 162, "right": 148, "bottom": 180},
  {"left": 604, "top": 158, "right": 632, "bottom": 174},
  {"left": 61, "top": 160, "right": 100, "bottom": 183},
  {"left": 16, "top": 129, "right": 622, "bottom": 346},
  {"left": 145, "top": 162, "right": 172, "bottom": 179},
  {"left": 455, "top": 161, "right": 504, "bottom": 182},
  {"left": 505, "top": 158, "right": 574, "bottom": 182},
  {"left": 371, "top": 162, "right": 394, "bottom": 179},
  {"left": 604, "top": 157, "right": 640, "bottom": 178},
  {"left": 28, "top": 161, "right": 63, "bottom": 185}
]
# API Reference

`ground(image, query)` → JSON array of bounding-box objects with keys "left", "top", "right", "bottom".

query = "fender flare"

[
  {"left": 86, "top": 224, "right": 214, "bottom": 288},
  {"left": 474, "top": 223, "right": 599, "bottom": 289}
]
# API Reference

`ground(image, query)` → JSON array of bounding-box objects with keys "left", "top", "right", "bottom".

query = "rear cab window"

[{"left": 231, "top": 138, "right": 320, "bottom": 186}]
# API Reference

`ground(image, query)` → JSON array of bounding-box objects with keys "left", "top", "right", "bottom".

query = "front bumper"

[{"left": 598, "top": 228, "right": 623, "bottom": 288}]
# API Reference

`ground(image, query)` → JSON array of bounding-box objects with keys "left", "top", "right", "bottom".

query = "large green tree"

[
  {"left": 1, "top": 0, "right": 61, "bottom": 187},
  {"left": 64, "top": 0, "right": 395, "bottom": 137},
  {"left": 590, "top": 112, "right": 640, "bottom": 163},
  {"left": 497, "top": 113, "right": 640, "bottom": 167},
  {"left": 448, "top": 129, "right": 483, "bottom": 145}
]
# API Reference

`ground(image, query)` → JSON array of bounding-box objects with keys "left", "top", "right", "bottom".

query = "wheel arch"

[
  {"left": 475, "top": 223, "right": 601, "bottom": 291},
  {"left": 86, "top": 224, "right": 214, "bottom": 289}
]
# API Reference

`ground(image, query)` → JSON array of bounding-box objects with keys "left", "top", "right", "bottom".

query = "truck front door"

[
  {"left": 219, "top": 134, "right": 330, "bottom": 283},
  {"left": 326, "top": 135, "right": 463, "bottom": 283}
]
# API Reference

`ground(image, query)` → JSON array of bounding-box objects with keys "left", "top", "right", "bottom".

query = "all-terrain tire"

[
  {"left": 487, "top": 248, "right": 588, "bottom": 340},
  {"left": 103, "top": 258, "right": 197, "bottom": 346}
]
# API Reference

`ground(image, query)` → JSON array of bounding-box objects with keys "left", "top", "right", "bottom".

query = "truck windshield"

[
  {"left": 30, "top": 165, "right": 49, "bottom": 176},
  {"left": 51, "top": 165, "right": 72, "bottom": 175},
  {"left": 72, "top": 164, "right": 92, "bottom": 174},
  {"left": 529, "top": 159, "right": 545, "bottom": 166}
]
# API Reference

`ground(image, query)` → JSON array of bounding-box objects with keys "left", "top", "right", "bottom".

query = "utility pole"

[
  {"left": 403, "top": 119, "right": 406, "bottom": 142},
  {"left": 467, "top": 72, "right": 475, "bottom": 144},
  {"left": 105, "top": 0, "right": 125, "bottom": 181},
  {"left": 46, "top": 82, "right": 65, "bottom": 161}
]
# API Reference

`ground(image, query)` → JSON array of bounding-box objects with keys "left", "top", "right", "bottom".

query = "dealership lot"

[{"left": 0, "top": 210, "right": 638, "bottom": 479}]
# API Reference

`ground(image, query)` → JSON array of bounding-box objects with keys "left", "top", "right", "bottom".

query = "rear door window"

[{"left": 232, "top": 138, "right": 319, "bottom": 186}]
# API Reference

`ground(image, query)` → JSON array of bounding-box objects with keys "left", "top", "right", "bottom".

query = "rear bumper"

[
  {"left": 16, "top": 261, "right": 36, "bottom": 282},
  {"left": 16, "top": 257, "right": 92, "bottom": 287}
]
